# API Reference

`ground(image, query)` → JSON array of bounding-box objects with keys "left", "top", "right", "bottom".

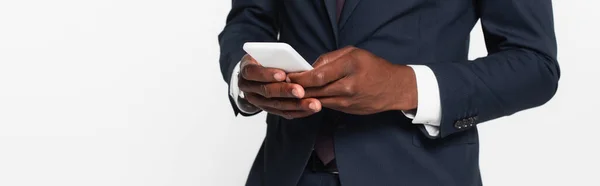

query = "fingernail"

[
  {"left": 274, "top": 73, "right": 285, "bottom": 81},
  {"left": 292, "top": 89, "right": 300, "bottom": 98},
  {"left": 309, "top": 102, "right": 319, "bottom": 111}
]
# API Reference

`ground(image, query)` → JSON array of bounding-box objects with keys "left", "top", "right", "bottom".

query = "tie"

[
  {"left": 314, "top": 0, "right": 344, "bottom": 165},
  {"left": 336, "top": 0, "right": 345, "bottom": 22},
  {"left": 314, "top": 120, "right": 336, "bottom": 165}
]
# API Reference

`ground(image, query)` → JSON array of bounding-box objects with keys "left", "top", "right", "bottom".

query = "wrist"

[{"left": 391, "top": 65, "right": 418, "bottom": 111}]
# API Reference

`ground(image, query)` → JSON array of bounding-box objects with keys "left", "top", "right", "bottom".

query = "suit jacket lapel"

[
  {"left": 339, "top": 0, "right": 362, "bottom": 30},
  {"left": 323, "top": 0, "right": 339, "bottom": 44}
]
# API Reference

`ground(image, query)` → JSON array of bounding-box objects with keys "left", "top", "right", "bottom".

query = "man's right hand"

[{"left": 238, "top": 54, "right": 322, "bottom": 119}]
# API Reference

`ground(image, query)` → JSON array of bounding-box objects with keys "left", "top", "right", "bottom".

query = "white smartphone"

[{"left": 243, "top": 42, "right": 313, "bottom": 73}]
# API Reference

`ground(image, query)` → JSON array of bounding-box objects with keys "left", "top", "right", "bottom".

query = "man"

[{"left": 218, "top": 0, "right": 559, "bottom": 185}]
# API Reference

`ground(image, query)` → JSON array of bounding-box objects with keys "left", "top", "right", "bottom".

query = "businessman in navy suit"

[{"left": 219, "top": 0, "right": 559, "bottom": 185}]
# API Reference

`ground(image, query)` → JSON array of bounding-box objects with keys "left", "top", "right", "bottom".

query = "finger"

[
  {"left": 246, "top": 93, "right": 322, "bottom": 119},
  {"left": 246, "top": 93, "right": 301, "bottom": 111},
  {"left": 245, "top": 93, "right": 322, "bottom": 111},
  {"left": 241, "top": 55, "right": 285, "bottom": 82},
  {"left": 271, "top": 98, "right": 319, "bottom": 112},
  {"left": 288, "top": 59, "right": 351, "bottom": 88},
  {"left": 239, "top": 79, "right": 305, "bottom": 98},
  {"left": 318, "top": 97, "right": 350, "bottom": 110},
  {"left": 240, "top": 54, "right": 259, "bottom": 66},
  {"left": 287, "top": 46, "right": 355, "bottom": 86},
  {"left": 303, "top": 79, "right": 354, "bottom": 98},
  {"left": 261, "top": 106, "right": 320, "bottom": 120},
  {"left": 241, "top": 64, "right": 287, "bottom": 82},
  {"left": 312, "top": 46, "right": 356, "bottom": 68}
]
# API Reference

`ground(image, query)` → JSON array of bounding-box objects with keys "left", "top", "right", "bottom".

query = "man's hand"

[
  {"left": 238, "top": 54, "right": 322, "bottom": 119},
  {"left": 288, "top": 46, "right": 418, "bottom": 115}
]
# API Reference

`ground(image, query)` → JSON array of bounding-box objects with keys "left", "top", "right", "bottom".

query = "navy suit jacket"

[{"left": 218, "top": 0, "right": 559, "bottom": 185}]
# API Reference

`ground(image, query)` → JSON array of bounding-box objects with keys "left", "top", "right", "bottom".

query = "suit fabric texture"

[{"left": 218, "top": 0, "right": 559, "bottom": 186}]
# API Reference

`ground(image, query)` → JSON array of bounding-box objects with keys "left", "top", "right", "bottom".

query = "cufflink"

[{"left": 239, "top": 90, "right": 246, "bottom": 99}]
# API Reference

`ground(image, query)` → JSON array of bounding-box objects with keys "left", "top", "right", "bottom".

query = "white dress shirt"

[{"left": 229, "top": 62, "right": 442, "bottom": 137}]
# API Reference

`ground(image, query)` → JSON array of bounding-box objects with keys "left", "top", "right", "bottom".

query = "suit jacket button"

[
  {"left": 454, "top": 120, "right": 464, "bottom": 129},
  {"left": 468, "top": 117, "right": 476, "bottom": 124}
]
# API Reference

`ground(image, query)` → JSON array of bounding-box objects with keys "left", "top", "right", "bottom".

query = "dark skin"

[
  {"left": 238, "top": 54, "right": 322, "bottom": 119},
  {"left": 239, "top": 46, "right": 418, "bottom": 119}
]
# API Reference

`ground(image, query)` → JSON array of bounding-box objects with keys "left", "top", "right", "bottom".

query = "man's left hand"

[{"left": 288, "top": 46, "right": 418, "bottom": 115}]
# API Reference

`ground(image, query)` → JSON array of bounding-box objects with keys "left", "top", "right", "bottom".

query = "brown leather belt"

[{"left": 306, "top": 151, "right": 339, "bottom": 174}]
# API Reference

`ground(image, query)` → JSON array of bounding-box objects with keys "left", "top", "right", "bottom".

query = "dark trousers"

[{"left": 296, "top": 169, "right": 341, "bottom": 186}]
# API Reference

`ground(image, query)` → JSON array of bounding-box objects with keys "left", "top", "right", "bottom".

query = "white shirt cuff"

[
  {"left": 230, "top": 61, "right": 261, "bottom": 114},
  {"left": 402, "top": 65, "right": 442, "bottom": 137}
]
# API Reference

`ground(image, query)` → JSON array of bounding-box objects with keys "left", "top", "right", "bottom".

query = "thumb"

[{"left": 312, "top": 46, "right": 356, "bottom": 68}]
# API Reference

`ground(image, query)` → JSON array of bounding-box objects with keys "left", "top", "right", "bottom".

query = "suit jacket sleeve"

[
  {"left": 218, "top": 0, "right": 279, "bottom": 115},
  {"left": 426, "top": 0, "right": 560, "bottom": 138}
]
